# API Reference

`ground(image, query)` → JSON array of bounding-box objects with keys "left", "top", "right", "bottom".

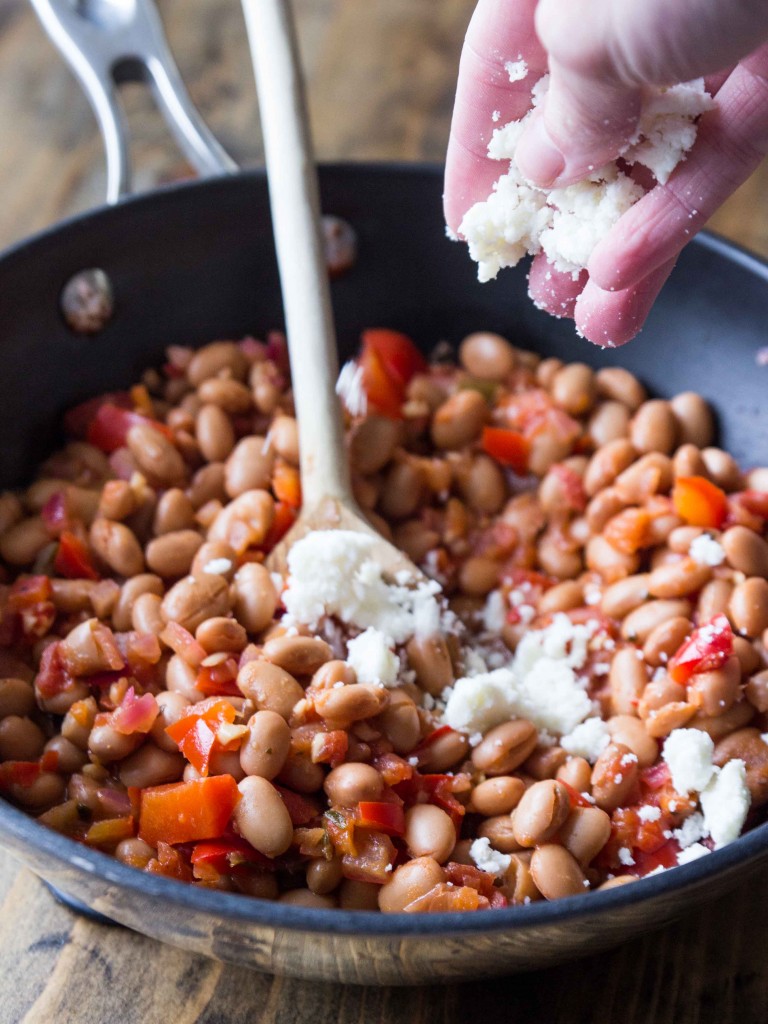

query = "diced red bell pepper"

[
  {"left": 85, "top": 816, "right": 135, "bottom": 847},
  {"left": 481, "top": 426, "right": 530, "bottom": 474},
  {"left": 262, "top": 501, "right": 296, "bottom": 552},
  {"left": 359, "top": 345, "right": 403, "bottom": 419},
  {"left": 166, "top": 697, "right": 237, "bottom": 775},
  {"left": 392, "top": 771, "right": 466, "bottom": 831},
  {"left": 672, "top": 476, "right": 728, "bottom": 528},
  {"left": 668, "top": 613, "right": 733, "bottom": 685},
  {"left": 632, "top": 839, "right": 682, "bottom": 877},
  {"left": 372, "top": 752, "right": 415, "bottom": 786},
  {"left": 138, "top": 775, "right": 240, "bottom": 846},
  {"left": 444, "top": 861, "right": 503, "bottom": 904},
  {"left": 272, "top": 463, "right": 302, "bottom": 508},
  {"left": 355, "top": 801, "right": 405, "bottom": 836},
  {"left": 361, "top": 329, "right": 428, "bottom": 390},
  {"left": 309, "top": 729, "right": 348, "bottom": 767},
  {"left": 196, "top": 657, "right": 241, "bottom": 697},
  {"left": 86, "top": 403, "right": 173, "bottom": 454},
  {"left": 191, "top": 836, "right": 273, "bottom": 877},
  {"left": 54, "top": 531, "right": 100, "bottom": 581},
  {"left": 604, "top": 508, "right": 654, "bottom": 554}
]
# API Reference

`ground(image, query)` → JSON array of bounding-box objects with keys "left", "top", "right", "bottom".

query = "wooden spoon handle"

[{"left": 242, "top": 0, "right": 353, "bottom": 509}]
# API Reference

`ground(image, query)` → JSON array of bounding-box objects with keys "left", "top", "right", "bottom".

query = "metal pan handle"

[{"left": 29, "top": 0, "right": 238, "bottom": 203}]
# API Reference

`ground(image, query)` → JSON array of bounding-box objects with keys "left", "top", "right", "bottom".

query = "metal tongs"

[{"left": 29, "top": 0, "right": 237, "bottom": 203}]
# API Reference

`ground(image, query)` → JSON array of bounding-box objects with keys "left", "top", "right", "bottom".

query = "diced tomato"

[
  {"left": 272, "top": 463, "right": 302, "bottom": 508},
  {"left": 34, "top": 641, "right": 76, "bottom": 700},
  {"left": 549, "top": 464, "right": 587, "bottom": 512},
  {"left": 500, "top": 389, "right": 581, "bottom": 449},
  {"left": 85, "top": 816, "right": 135, "bottom": 847},
  {"left": 604, "top": 508, "right": 654, "bottom": 554},
  {"left": 196, "top": 656, "right": 240, "bottom": 697},
  {"left": 2, "top": 575, "right": 56, "bottom": 644},
  {"left": 559, "top": 781, "right": 594, "bottom": 809},
  {"left": 54, "top": 531, "right": 100, "bottom": 580},
  {"left": 444, "top": 862, "right": 502, "bottom": 904},
  {"left": 359, "top": 346, "right": 403, "bottom": 418},
  {"left": 668, "top": 613, "right": 733, "bottom": 685},
  {"left": 63, "top": 391, "right": 133, "bottom": 439},
  {"left": 159, "top": 622, "right": 207, "bottom": 669},
  {"left": 138, "top": 775, "right": 240, "bottom": 846},
  {"left": 191, "top": 836, "right": 273, "bottom": 877},
  {"left": 640, "top": 761, "right": 671, "bottom": 792},
  {"left": 86, "top": 403, "right": 173, "bottom": 454},
  {"left": 405, "top": 882, "right": 487, "bottom": 912},
  {"left": 147, "top": 841, "right": 194, "bottom": 882},
  {"left": 481, "top": 426, "right": 529, "bottom": 474},
  {"left": 166, "top": 698, "right": 237, "bottom": 776},
  {"left": 324, "top": 807, "right": 358, "bottom": 856},
  {"left": 672, "top": 476, "right": 728, "bottom": 529},
  {"left": 273, "top": 785, "right": 320, "bottom": 826},
  {"left": 372, "top": 752, "right": 414, "bottom": 786},
  {"left": 340, "top": 828, "right": 397, "bottom": 884},
  {"left": 632, "top": 839, "right": 682, "bottom": 877},
  {"left": 0, "top": 760, "right": 41, "bottom": 791},
  {"left": 310, "top": 729, "right": 348, "bottom": 767},
  {"left": 361, "top": 329, "right": 427, "bottom": 390},
  {"left": 393, "top": 771, "right": 466, "bottom": 831},
  {"left": 262, "top": 501, "right": 296, "bottom": 552},
  {"left": 355, "top": 801, "right": 405, "bottom": 836},
  {"left": 109, "top": 687, "right": 158, "bottom": 735}
]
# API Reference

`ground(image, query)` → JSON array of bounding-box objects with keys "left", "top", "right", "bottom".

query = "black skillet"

[{"left": 1, "top": 0, "right": 767, "bottom": 989}]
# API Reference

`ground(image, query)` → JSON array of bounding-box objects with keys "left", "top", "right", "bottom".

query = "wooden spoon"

[{"left": 241, "top": 0, "right": 422, "bottom": 581}]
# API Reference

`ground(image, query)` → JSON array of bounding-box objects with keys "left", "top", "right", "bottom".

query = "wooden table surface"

[{"left": 2, "top": 2, "right": 768, "bottom": 1021}]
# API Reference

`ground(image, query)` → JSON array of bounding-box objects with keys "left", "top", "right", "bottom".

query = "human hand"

[{"left": 445, "top": 0, "right": 768, "bottom": 346}]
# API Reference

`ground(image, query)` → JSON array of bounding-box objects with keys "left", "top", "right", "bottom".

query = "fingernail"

[{"left": 516, "top": 117, "right": 565, "bottom": 187}]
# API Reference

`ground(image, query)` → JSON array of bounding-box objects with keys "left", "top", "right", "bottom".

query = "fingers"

[
  {"left": 527, "top": 255, "right": 586, "bottom": 320},
  {"left": 588, "top": 43, "right": 768, "bottom": 292},
  {"left": 516, "top": 0, "right": 768, "bottom": 188},
  {"left": 444, "top": 0, "right": 546, "bottom": 234},
  {"left": 575, "top": 257, "right": 678, "bottom": 347}
]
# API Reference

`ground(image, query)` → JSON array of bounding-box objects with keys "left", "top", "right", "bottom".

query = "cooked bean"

[
  {"left": 230, "top": 562, "right": 277, "bottom": 634},
  {"left": 458, "top": 555, "right": 501, "bottom": 595},
  {"left": 670, "top": 392, "right": 714, "bottom": 448},
  {"left": 417, "top": 728, "right": 469, "bottom": 772},
  {"left": 240, "top": 710, "right": 291, "bottom": 779},
  {"left": 431, "top": 390, "right": 488, "bottom": 450},
  {"left": 688, "top": 655, "right": 741, "bottom": 717},
  {"left": 608, "top": 646, "right": 649, "bottom": 715},
  {"left": 471, "top": 776, "right": 525, "bottom": 816},
  {"left": 153, "top": 489, "right": 196, "bottom": 536},
  {"left": 405, "top": 634, "right": 454, "bottom": 696},
  {"left": 0, "top": 516, "right": 50, "bottom": 565},
  {"left": 116, "top": 837, "right": 155, "bottom": 870},
  {"left": 601, "top": 574, "right": 649, "bottom": 619},
  {"left": 61, "top": 698, "right": 97, "bottom": 749},
  {"left": 267, "top": 415, "right": 298, "bottom": 466},
  {"left": 687, "top": 699, "right": 754, "bottom": 740},
  {"left": 701, "top": 447, "right": 743, "bottom": 491},
  {"left": 187, "top": 341, "right": 248, "bottom": 385},
  {"left": 187, "top": 462, "right": 227, "bottom": 509},
  {"left": 224, "top": 436, "right": 275, "bottom": 498},
  {"left": 523, "top": 745, "right": 568, "bottom": 780},
  {"left": 13, "top": 772, "right": 66, "bottom": 810},
  {"left": 0, "top": 678, "right": 35, "bottom": 719},
  {"left": 722, "top": 526, "right": 768, "bottom": 577},
  {"left": 119, "top": 744, "right": 184, "bottom": 788},
  {"left": 161, "top": 572, "right": 230, "bottom": 632},
  {"left": 556, "top": 756, "right": 592, "bottom": 793},
  {"left": 379, "top": 857, "right": 446, "bottom": 913},
  {"left": 672, "top": 444, "right": 708, "bottom": 479},
  {"left": 278, "top": 889, "right": 336, "bottom": 909},
  {"left": 637, "top": 675, "right": 687, "bottom": 719},
  {"left": 165, "top": 654, "right": 205, "bottom": 702},
  {"left": 90, "top": 517, "right": 144, "bottom": 577},
  {"left": 126, "top": 423, "right": 186, "bottom": 485},
  {"left": 235, "top": 776, "right": 294, "bottom": 858},
  {"left": 698, "top": 578, "right": 734, "bottom": 621},
  {"left": 621, "top": 599, "right": 692, "bottom": 643},
  {"left": 642, "top": 616, "right": 692, "bottom": 667},
  {"left": 459, "top": 454, "right": 507, "bottom": 515},
  {"left": 379, "top": 691, "right": 422, "bottom": 755},
  {"left": 606, "top": 715, "right": 658, "bottom": 768},
  {"left": 195, "top": 404, "right": 235, "bottom": 463},
  {"left": 324, "top": 762, "right": 383, "bottom": 806},
  {"left": 263, "top": 635, "right": 332, "bottom": 677},
  {"left": 595, "top": 367, "right": 646, "bottom": 410},
  {"left": 729, "top": 577, "right": 768, "bottom": 637},
  {"left": 198, "top": 377, "right": 252, "bottom": 413},
  {"left": 530, "top": 844, "right": 587, "bottom": 900},
  {"left": 552, "top": 363, "right": 596, "bottom": 415},
  {"left": 647, "top": 557, "right": 712, "bottom": 599},
  {"left": 614, "top": 453, "right": 673, "bottom": 504},
  {"left": 150, "top": 691, "right": 191, "bottom": 752},
  {"left": 471, "top": 719, "right": 538, "bottom": 775},
  {"left": 0, "top": 715, "right": 46, "bottom": 761},
  {"left": 512, "top": 779, "right": 571, "bottom": 846},
  {"left": 88, "top": 720, "right": 142, "bottom": 763},
  {"left": 314, "top": 684, "right": 389, "bottom": 729},
  {"left": 144, "top": 530, "right": 203, "bottom": 579},
  {"left": 307, "top": 857, "right": 344, "bottom": 896},
  {"left": 584, "top": 439, "right": 636, "bottom": 497},
  {"left": 337, "top": 879, "right": 380, "bottom": 911},
  {"left": 477, "top": 814, "right": 522, "bottom": 853},
  {"left": 348, "top": 416, "right": 400, "bottom": 475},
  {"left": 459, "top": 331, "right": 516, "bottom": 380},
  {"left": 503, "top": 852, "right": 542, "bottom": 904},
  {"left": 586, "top": 535, "right": 640, "bottom": 582},
  {"left": 713, "top": 729, "right": 768, "bottom": 806},
  {"left": 196, "top": 617, "right": 247, "bottom": 654},
  {"left": 590, "top": 742, "right": 639, "bottom": 811},
  {"left": 404, "top": 804, "right": 456, "bottom": 864},
  {"left": 587, "top": 401, "right": 631, "bottom": 447},
  {"left": 131, "top": 592, "right": 165, "bottom": 635},
  {"left": 237, "top": 660, "right": 304, "bottom": 721},
  {"left": 745, "top": 669, "right": 768, "bottom": 712},
  {"left": 191, "top": 541, "right": 237, "bottom": 580},
  {"left": 733, "top": 636, "right": 762, "bottom": 676},
  {"left": 276, "top": 752, "right": 325, "bottom": 794},
  {"left": 208, "top": 489, "right": 274, "bottom": 550},
  {"left": 558, "top": 806, "right": 612, "bottom": 867}
]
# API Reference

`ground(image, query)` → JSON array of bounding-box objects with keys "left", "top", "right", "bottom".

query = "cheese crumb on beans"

[{"left": 0, "top": 325, "right": 765, "bottom": 915}]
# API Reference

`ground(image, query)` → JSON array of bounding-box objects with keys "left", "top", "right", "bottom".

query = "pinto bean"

[
  {"left": 150, "top": 691, "right": 191, "bottom": 752},
  {"left": 198, "top": 377, "right": 252, "bottom": 413},
  {"left": 601, "top": 574, "right": 650, "bottom": 619},
  {"left": 587, "top": 402, "right": 631, "bottom": 447},
  {"left": 405, "top": 634, "right": 454, "bottom": 696},
  {"left": 729, "top": 577, "right": 768, "bottom": 637},
  {"left": 431, "top": 390, "right": 488, "bottom": 450},
  {"left": 530, "top": 844, "right": 587, "bottom": 900},
  {"left": 551, "top": 363, "right": 596, "bottom": 415},
  {"left": 195, "top": 617, "right": 247, "bottom": 654},
  {"left": 584, "top": 439, "right": 636, "bottom": 497},
  {"left": 269, "top": 416, "right": 300, "bottom": 466},
  {"left": 608, "top": 646, "right": 649, "bottom": 715},
  {"left": 503, "top": 852, "right": 542, "bottom": 905},
  {"left": 240, "top": 710, "right": 291, "bottom": 779},
  {"left": 471, "top": 719, "right": 538, "bottom": 775},
  {"left": 512, "top": 780, "right": 572, "bottom": 847},
  {"left": 90, "top": 518, "right": 144, "bottom": 577},
  {"left": 606, "top": 715, "right": 658, "bottom": 768},
  {"left": 642, "top": 616, "right": 692, "bottom": 668},
  {"left": 379, "top": 857, "right": 446, "bottom": 913},
  {"left": 558, "top": 806, "right": 612, "bottom": 867},
  {"left": 235, "top": 776, "right": 293, "bottom": 858},
  {"left": 161, "top": 572, "right": 230, "bottom": 632},
  {"left": 126, "top": 424, "right": 186, "bottom": 485},
  {"left": 404, "top": 804, "right": 456, "bottom": 864},
  {"left": 701, "top": 447, "right": 743, "bottom": 491},
  {"left": 187, "top": 341, "right": 248, "bottom": 385},
  {"left": 470, "top": 776, "right": 525, "bottom": 816},
  {"left": 459, "top": 331, "right": 516, "bottom": 380},
  {"left": 237, "top": 660, "right": 304, "bottom": 721},
  {"left": 586, "top": 535, "right": 640, "bottom": 582},
  {"left": 417, "top": 728, "right": 470, "bottom": 772},
  {"left": 590, "top": 742, "right": 639, "bottom": 811},
  {"left": 556, "top": 756, "right": 592, "bottom": 793},
  {"left": 722, "top": 527, "right": 768, "bottom": 578},
  {"left": 0, "top": 716, "right": 46, "bottom": 761},
  {"left": 476, "top": 815, "right": 522, "bottom": 853},
  {"left": 262, "top": 635, "right": 332, "bottom": 677},
  {"left": 713, "top": 728, "right": 768, "bottom": 806},
  {"left": 187, "top": 462, "right": 227, "bottom": 509},
  {"left": 0, "top": 678, "right": 36, "bottom": 719},
  {"left": 207, "top": 490, "right": 274, "bottom": 550},
  {"left": 670, "top": 392, "right": 714, "bottom": 448},
  {"left": 630, "top": 400, "right": 677, "bottom": 455},
  {"left": 379, "top": 691, "right": 422, "bottom": 755},
  {"left": 224, "top": 436, "right": 275, "bottom": 498},
  {"left": 698, "top": 578, "right": 734, "bottom": 621},
  {"left": 595, "top": 367, "right": 646, "bottom": 410},
  {"left": 119, "top": 744, "right": 185, "bottom": 788},
  {"left": 314, "top": 684, "right": 389, "bottom": 729},
  {"left": 0, "top": 516, "right": 51, "bottom": 565},
  {"left": 145, "top": 530, "right": 203, "bottom": 579},
  {"left": 621, "top": 599, "right": 692, "bottom": 643},
  {"left": 614, "top": 453, "right": 673, "bottom": 504},
  {"left": 687, "top": 655, "right": 741, "bottom": 717},
  {"left": 324, "top": 762, "right": 383, "bottom": 806},
  {"left": 153, "top": 489, "right": 196, "bottom": 535}
]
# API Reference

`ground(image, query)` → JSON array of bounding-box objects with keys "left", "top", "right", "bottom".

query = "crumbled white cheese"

[
  {"left": 673, "top": 812, "right": 707, "bottom": 849},
  {"left": 470, "top": 837, "right": 512, "bottom": 876},
  {"left": 443, "top": 613, "right": 596, "bottom": 736},
  {"left": 677, "top": 842, "right": 711, "bottom": 866},
  {"left": 561, "top": 717, "right": 610, "bottom": 763},
  {"left": 505, "top": 58, "right": 528, "bottom": 83},
  {"left": 482, "top": 590, "right": 507, "bottom": 633},
  {"left": 637, "top": 805, "right": 662, "bottom": 823},
  {"left": 618, "top": 847, "right": 635, "bottom": 867},
  {"left": 203, "top": 557, "right": 232, "bottom": 575},
  {"left": 335, "top": 361, "right": 367, "bottom": 417},
  {"left": 460, "top": 76, "right": 713, "bottom": 279},
  {"left": 663, "top": 729, "right": 715, "bottom": 794},
  {"left": 689, "top": 533, "right": 726, "bottom": 567},
  {"left": 282, "top": 531, "right": 446, "bottom": 644},
  {"left": 345, "top": 628, "right": 399, "bottom": 687},
  {"left": 700, "top": 759, "right": 750, "bottom": 848}
]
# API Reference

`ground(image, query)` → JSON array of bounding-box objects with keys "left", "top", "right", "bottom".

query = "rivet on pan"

[
  {"left": 60, "top": 268, "right": 114, "bottom": 334},
  {"left": 321, "top": 215, "right": 358, "bottom": 279}
]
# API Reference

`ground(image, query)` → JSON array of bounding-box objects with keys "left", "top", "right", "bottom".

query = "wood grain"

[{"left": 2, "top": 1, "right": 768, "bottom": 1020}]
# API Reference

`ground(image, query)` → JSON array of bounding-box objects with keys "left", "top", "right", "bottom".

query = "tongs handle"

[{"left": 28, "top": 0, "right": 237, "bottom": 203}]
